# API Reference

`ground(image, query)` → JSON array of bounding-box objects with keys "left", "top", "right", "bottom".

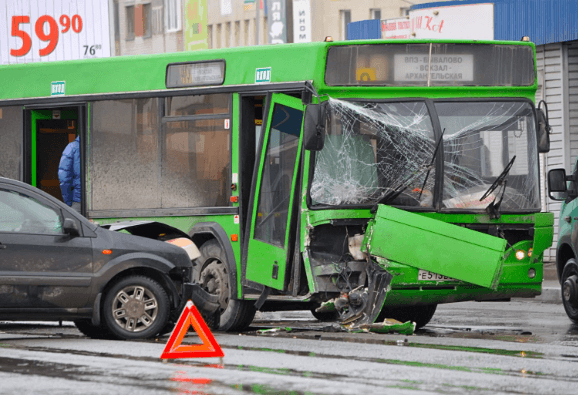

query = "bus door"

[
  {"left": 244, "top": 93, "right": 305, "bottom": 291},
  {"left": 25, "top": 106, "right": 86, "bottom": 207}
]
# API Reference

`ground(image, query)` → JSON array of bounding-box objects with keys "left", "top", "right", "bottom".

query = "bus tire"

[
  {"left": 377, "top": 304, "right": 437, "bottom": 329},
  {"left": 311, "top": 308, "right": 339, "bottom": 322},
  {"left": 561, "top": 258, "right": 578, "bottom": 324},
  {"left": 198, "top": 239, "right": 256, "bottom": 332}
]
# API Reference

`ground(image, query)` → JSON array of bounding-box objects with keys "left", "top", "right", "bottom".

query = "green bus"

[{"left": 0, "top": 39, "right": 554, "bottom": 331}]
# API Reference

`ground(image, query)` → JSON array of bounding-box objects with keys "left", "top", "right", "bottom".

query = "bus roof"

[{"left": 0, "top": 39, "right": 536, "bottom": 102}]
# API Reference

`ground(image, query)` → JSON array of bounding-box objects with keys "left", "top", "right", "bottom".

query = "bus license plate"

[{"left": 418, "top": 270, "right": 456, "bottom": 281}]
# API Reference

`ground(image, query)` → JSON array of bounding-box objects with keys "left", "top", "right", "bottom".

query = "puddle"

[{"left": 234, "top": 344, "right": 548, "bottom": 378}]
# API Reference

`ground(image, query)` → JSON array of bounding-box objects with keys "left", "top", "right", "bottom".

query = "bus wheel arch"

[
  {"left": 189, "top": 223, "right": 238, "bottom": 296},
  {"left": 196, "top": 239, "right": 256, "bottom": 331},
  {"left": 190, "top": 223, "right": 255, "bottom": 331}
]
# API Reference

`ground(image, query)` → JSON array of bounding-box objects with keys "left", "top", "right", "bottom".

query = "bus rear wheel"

[
  {"left": 561, "top": 258, "right": 578, "bottom": 324},
  {"left": 377, "top": 304, "right": 437, "bottom": 329},
  {"left": 198, "top": 240, "right": 256, "bottom": 332}
]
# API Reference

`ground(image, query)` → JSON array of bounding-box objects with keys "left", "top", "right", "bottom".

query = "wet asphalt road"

[{"left": 1, "top": 299, "right": 578, "bottom": 395}]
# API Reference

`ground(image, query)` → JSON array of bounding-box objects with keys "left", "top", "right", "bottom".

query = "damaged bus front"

[{"left": 299, "top": 42, "right": 554, "bottom": 328}]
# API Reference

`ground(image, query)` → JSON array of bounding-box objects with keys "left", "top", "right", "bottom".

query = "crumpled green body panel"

[{"left": 365, "top": 205, "right": 506, "bottom": 289}]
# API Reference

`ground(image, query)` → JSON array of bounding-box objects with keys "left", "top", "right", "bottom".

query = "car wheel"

[
  {"left": 74, "top": 319, "right": 115, "bottom": 340},
  {"left": 311, "top": 308, "right": 339, "bottom": 322},
  {"left": 377, "top": 304, "right": 437, "bottom": 329},
  {"left": 198, "top": 240, "right": 256, "bottom": 332},
  {"left": 102, "top": 275, "right": 170, "bottom": 340},
  {"left": 561, "top": 258, "right": 578, "bottom": 324}
]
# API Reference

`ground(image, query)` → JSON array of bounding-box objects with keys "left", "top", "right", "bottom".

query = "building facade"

[
  {"left": 110, "top": 0, "right": 434, "bottom": 55},
  {"left": 206, "top": 0, "right": 433, "bottom": 48},
  {"left": 112, "top": 0, "right": 183, "bottom": 55}
]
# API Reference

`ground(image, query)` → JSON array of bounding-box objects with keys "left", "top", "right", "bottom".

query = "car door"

[{"left": 0, "top": 183, "right": 93, "bottom": 310}]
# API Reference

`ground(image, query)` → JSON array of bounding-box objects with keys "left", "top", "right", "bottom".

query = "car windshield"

[
  {"left": 438, "top": 101, "right": 540, "bottom": 211},
  {"left": 310, "top": 99, "right": 540, "bottom": 212}
]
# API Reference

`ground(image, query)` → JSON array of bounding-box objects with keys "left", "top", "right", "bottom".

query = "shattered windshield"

[
  {"left": 311, "top": 98, "right": 436, "bottom": 207},
  {"left": 439, "top": 101, "right": 540, "bottom": 211},
  {"left": 310, "top": 99, "right": 540, "bottom": 212}
]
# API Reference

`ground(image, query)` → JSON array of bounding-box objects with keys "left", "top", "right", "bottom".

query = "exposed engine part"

[{"left": 316, "top": 260, "right": 393, "bottom": 327}]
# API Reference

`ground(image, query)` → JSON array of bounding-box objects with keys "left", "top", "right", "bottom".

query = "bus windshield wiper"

[
  {"left": 373, "top": 129, "right": 445, "bottom": 210},
  {"left": 479, "top": 155, "right": 516, "bottom": 220}
]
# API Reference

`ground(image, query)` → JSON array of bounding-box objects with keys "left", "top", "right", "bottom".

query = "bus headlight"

[
  {"left": 515, "top": 250, "right": 526, "bottom": 260},
  {"left": 528, "top": 268, "right": 536, "bottom": 279}
]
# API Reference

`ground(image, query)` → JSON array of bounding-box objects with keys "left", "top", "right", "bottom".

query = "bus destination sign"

[
  {"left": 394, "top": 54, "right": 474, "bottom": 82},
  {"left": 166, "top": 61, "right": 225, "bottom": 88}
]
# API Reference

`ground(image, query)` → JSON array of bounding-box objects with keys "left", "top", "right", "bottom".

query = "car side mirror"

[
  {"left": 63, "top": 218, "right": 80, "bottom": 237},
  {"left": 537, "top": 101, "right": 551, "bottom": 153},
  {"left": 548, "top": 168, "right": 568, "bottom": 200},
  {"left": 303, "top": 102, "right": 327, "bottom": 151}
]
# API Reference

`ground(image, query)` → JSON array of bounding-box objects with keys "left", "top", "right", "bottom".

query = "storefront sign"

[
  {"left": 410, "top": 3, "right": 494, "bottom": 40},
  {"left": 184, "top": 0, "right": 208, "bottom": 51},
  {"left": 267, "top": 0, "right": 287, "bottom": 44},
  {"left": 293, "top": 0, "right": 311, "bottom": 43},
  {"left": 381, "top": 18, "right": 410, "bottom": 39},
  {"left": 0, "top": 0, "right": 111, "bottom": 65}
]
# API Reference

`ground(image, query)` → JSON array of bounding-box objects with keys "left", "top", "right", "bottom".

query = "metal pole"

[{"left": 256, "top": 0, "right": 261, "bottom": 45}]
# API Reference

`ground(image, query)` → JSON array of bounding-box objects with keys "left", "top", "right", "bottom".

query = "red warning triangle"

[{"left": 160, "top": 300, "right": 224, "bottom": 359}]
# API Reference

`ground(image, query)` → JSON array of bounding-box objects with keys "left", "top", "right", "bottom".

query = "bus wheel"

[
  {"left": 198, "top": 240, "right": 256, "bottom": 332},
  {"left": 311, "top": 308, "right": 339, "bottom": 322},
  {"left": 561, "top": 259, "right": 578, "bottom": 324},
  {"left": 377, "top": 304, "right": 437, "bottom": 329}
]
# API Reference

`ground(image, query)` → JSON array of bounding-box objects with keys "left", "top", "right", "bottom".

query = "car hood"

[{"left": 95, "top": 226, "right": 192, "bottom": 269}]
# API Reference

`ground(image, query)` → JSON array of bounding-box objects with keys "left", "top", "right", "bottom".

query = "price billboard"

[{"left": 0, "top": 0, "right": 111, "bottom": 65}]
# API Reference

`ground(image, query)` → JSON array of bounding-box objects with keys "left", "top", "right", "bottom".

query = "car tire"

[
  {"left": 102, "top": 275, "right": 170, "bottom": 340},
  {"left": 74, "top": 319, "right": 116, "bottom": 340},
  {"left": 198, "top": 239, "right": 256, "bottom": 332},
  {"left": 561, "top": 258, "right": 578, "bottom": 324},
  {"left": 377, "top": 304, "right": 437, "bottom": 329}
]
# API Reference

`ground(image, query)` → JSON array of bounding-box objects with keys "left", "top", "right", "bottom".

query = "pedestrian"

[{"left": 58, "top": 135, "right": 81, "bottom": 213}]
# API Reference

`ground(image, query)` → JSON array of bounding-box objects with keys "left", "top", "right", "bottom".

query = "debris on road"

[
  {"left": 256, "top": 327, "right": 293, "bottom": 335},
  {"left": 348, "top": 319, "right": 415, "bottom": 335}
]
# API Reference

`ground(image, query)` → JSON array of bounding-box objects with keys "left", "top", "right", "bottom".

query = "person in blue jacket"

[{"left": 58, "top": 135, "right": 81, "bottom": 213}]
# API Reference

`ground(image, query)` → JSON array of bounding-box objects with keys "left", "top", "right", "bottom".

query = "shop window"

[
  {"left": 340, "top": 10, "right": 351, "bottom": 40},
  {"left": 126, "top": 5, "right": 135, "bottom": 40},
  {"left": 165, "top": 0, "right": 182, "bottom": 32}
]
